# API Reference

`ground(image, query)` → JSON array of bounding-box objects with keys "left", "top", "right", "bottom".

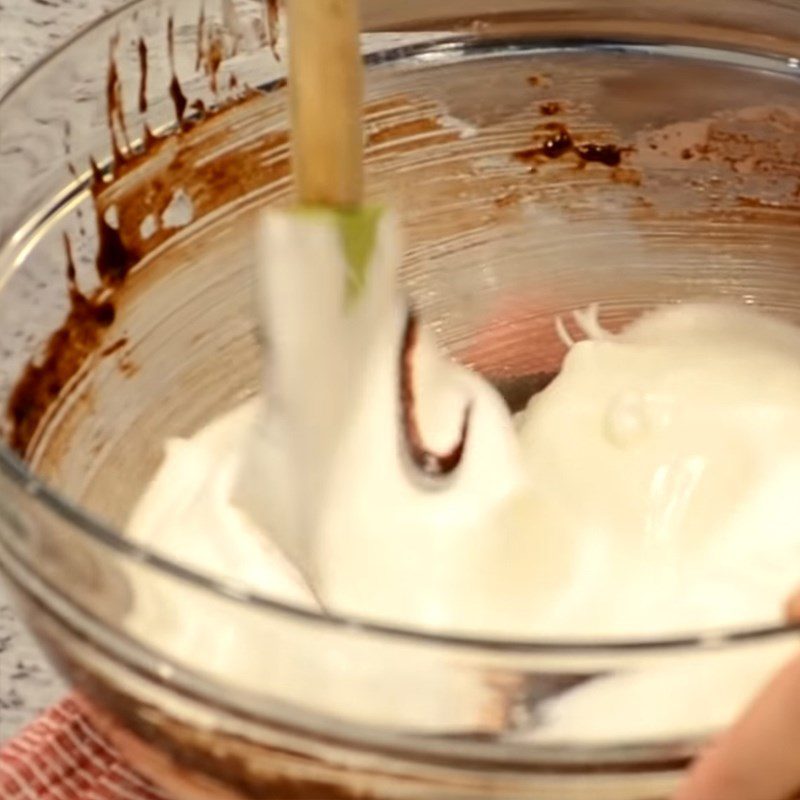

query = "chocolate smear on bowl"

[
  {"left": 5, "top": 22, "right": 482, "bottom": 463},
  {"left": 8, "top": 236, "right": 116, "bottom": 455},
  {"left": 4, "top": 15, "right": 291, "bottom": 457},
  {"left": 399, "top": 310, "right": 472, "bottom": 478},
  {"left": 514, "top": 122, "right": 628, "bottom": 170}
]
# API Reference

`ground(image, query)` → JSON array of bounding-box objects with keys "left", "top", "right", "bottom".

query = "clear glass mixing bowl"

[{"left": 3, "top": 1, "right": 800, "bottom": 797}]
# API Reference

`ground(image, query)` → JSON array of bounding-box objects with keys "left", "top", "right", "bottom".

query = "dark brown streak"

[
  {"left": 137, "top": 38, "right": 148, "bottom": 113},
  {"left": 400, "top": 310, "right": 471, "bottom": 478},
  {"left": 167, "top": 15, "right": 176, "bottom": 66},
  {"left": 169, "top": 72, "right": 188, "bottom": 125}
]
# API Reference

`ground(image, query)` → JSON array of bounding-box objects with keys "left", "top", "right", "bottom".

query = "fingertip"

[
  {"left": 673, "top": 749, "right": 735, "bottom": 800},
  {"left": 673, "top": 652, "right": 800, "bottom": 800},
  {"left": 784, "top": 587, "right": 800, "bottom": 623}
]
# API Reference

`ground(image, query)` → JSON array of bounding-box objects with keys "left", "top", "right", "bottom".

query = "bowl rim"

[{"left": 1, "top": 0, "right": 798, "bottom": 657}]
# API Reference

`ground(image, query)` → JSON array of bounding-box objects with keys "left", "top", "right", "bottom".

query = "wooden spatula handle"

[{"left": 287, "top": 0, "right": 364, "bottom": 208}]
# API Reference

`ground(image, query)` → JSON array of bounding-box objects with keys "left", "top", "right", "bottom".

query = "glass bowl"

[{"left": 3, "top": 1, "right": 800, "bottom": 797}]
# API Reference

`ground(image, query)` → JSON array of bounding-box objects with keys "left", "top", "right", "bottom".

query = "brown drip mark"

[
  {"left": 64, "top": 126, "right": 89, "bottom": 236},
  {"left": 142, "top": 123, "right": 158, "bottom": 149},
  {"left": 89, "top": 156, "right": 106, "bottom": 187},
  {"left": 191, "top": 98, "right": 208, "bottom": 118},
  {"left": 527, "top": 74, "right": 550, "bottom": 88},
  {"left": 400, "top": 310, "right": 471, "bottom": 478},
  {"left": 207, "top": 32, "right": 224, "bottom": 95},
  {"left": 89, "top": 187, "right": 138, "bottom": 287},
  {"left": 95, "top": 221, "right": 136, "bottom": 286},
  {"left": 170, "top": 73, "right": 188, "bottom": 124},
  {"left": 196, "top": 4, "right": 225, "bottom": 96},
  {"left": 195, "top": 5, "right": 206, "bottom": 71},
  {"left": 265, "top": 0, "right": 280, "bottom": 61},
  {"left": 168, "top": 16, "right": 188, "bottom": 125},
  {"left": 539, "top": 101, "right": 562, "bottom": 116},
  {"left": 137, "top": 38, "right": 148, "bottom": 114},
  {"left": 106, "top": 35, "right": 132, "bottom": 167},
  {"left": 101, "top": 337, "right": 129, "bottom": 357},
  {"left": 7, "top": 235, "right": 116, "bottom": 456},
  {"left": 514, "top": 123, "right": 626, "bottom": 169},
  {"left": 90, "top": 66, "right": 141, "bottom": 290}
]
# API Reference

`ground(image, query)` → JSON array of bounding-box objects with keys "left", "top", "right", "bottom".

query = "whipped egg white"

[
  {"left": 124, "top": 208, "right": 800, "bottom": 739},
  {"left": 130, "top": 275, "right": 800, "bottom": 637}
]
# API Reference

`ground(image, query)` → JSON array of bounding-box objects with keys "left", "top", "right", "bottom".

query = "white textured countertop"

[{"left": 0, "top": 0, "right": 130, "bottom": 744}]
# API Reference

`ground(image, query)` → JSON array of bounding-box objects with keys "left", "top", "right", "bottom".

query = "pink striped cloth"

[{"left": 0, "top": 696, "right": 171, "bottom": 800}]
